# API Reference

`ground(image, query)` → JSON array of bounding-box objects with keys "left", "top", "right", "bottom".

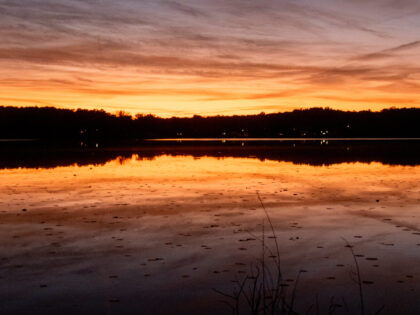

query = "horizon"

[
  {"left": 1, "top": 1, "right": 420, "bottom": 116},
  {"left": 1, "top": 104, "right": 418, "bottom": 119}
]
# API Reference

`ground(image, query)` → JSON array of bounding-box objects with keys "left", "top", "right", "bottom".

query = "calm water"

[{"left": 1, "top": 142, "right": 420, "bottom": 314}]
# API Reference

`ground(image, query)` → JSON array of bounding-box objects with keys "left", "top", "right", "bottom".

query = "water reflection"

[
  {"left": 0, "top": 140, "right": 420, "bottom": 169},
  {"left": 1, "top": 145, "right": 420, "bottom": 314}
]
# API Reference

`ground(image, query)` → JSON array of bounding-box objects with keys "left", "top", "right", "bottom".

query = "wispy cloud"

[{"left": 353, "top": 40, "right": 420, "bottom": 61}]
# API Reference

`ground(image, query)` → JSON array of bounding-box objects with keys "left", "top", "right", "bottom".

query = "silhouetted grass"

[
  {"left": 214, "top": 193, "right": 385, "bottom": 315},
  {"left": 214, "top": 192, "right": 300, "bottom": 314}
]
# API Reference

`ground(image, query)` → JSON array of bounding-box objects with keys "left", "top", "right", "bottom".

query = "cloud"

[
  {"left": 163, "top": 1, "right": 208, "bottom": 18},
  {"left": 0, "top": 0, "right": 419, "bottom": 114},
  {"left": 313, "top": 94, "right": 419, "bottom": 105},
  {"left": 353, "top": 40, "right": 420, "bottom": 61}
]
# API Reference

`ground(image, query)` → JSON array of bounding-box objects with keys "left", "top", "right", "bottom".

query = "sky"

[{"left": 1, "top": 0, "right": 420, "bottom": 117}]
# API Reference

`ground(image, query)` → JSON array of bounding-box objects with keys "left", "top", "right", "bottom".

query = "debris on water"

[
  {"left": 381, "top": 242, "right": 394, "bottom": 246},
  {"left": 239, "top": 238, "right": 256, "bottom": 242}
]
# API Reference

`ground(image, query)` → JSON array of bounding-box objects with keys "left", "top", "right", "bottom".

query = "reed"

[{"left": 214, "top": 193, "right": 381, "bottom": 314}]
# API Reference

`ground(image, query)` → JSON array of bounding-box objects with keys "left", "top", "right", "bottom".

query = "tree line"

[{"left": 0, "top": 106, "right": 419, "bottom": 144}]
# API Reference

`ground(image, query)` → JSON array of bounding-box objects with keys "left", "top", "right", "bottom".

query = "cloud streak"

[{"left": 353, "top": 40, "right": 420, "bottom": 61}]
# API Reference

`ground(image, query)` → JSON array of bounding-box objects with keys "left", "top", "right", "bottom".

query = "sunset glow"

[{"left": 1, "top": 1, "right": 420, "bottom": 116}]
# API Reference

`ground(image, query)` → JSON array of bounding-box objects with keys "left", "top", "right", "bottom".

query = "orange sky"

[{"left": 1, "top": 0, "right": 420, "bottom": 117}]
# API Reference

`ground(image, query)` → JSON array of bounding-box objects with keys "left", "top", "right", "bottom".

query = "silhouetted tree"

[{"left": 0, "top": 106, "right": 419, "bottom": 143}]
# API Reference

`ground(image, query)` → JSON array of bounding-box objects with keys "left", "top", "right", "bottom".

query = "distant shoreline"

[
  {"left": 0, "top": 139, "right": 39, "bottom": 142},
  {"left": 147, "top": 137, "right": 420, "bottom": 141},
  {"left": 2, "top": 138, "right": 420, "bottom": 146},
  {"left": 2, "top": 106, "right": 420, "bottom": 141}
]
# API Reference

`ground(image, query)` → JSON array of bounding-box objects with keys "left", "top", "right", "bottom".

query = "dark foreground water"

[{"left": 1, "top": 140, "right": 420, "bottom": 314}]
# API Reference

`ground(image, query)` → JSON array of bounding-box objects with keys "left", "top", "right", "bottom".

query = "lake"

[{"left": 1, "top": 140, "right": 420, "bottom": 314}]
